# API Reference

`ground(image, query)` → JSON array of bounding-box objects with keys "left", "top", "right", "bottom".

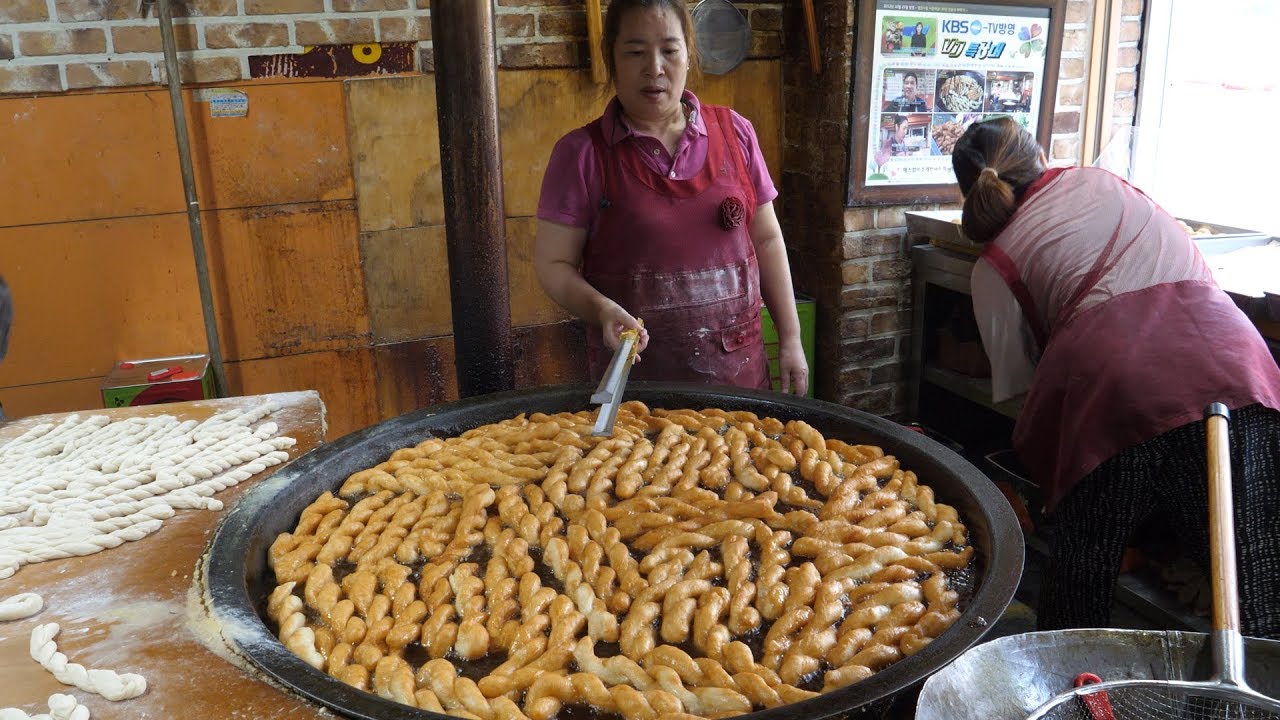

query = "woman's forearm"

[
  {"left": 535, "top": 257, "right": 611, "bottom": 325},
  {"left": 759, "top": 248, "right": 802, "bottom": 343},
  {"left": 534, "top": 219, "right": 647, "bottom": 352},
  {"left": 751, "top": 205, "right": 802, "bottom": 344},
  {"left": 534, "top": 220, "right": 613, "bottom": 325},
  {"left": 752, "top": 203, "right": 808, "bottom": 394}
]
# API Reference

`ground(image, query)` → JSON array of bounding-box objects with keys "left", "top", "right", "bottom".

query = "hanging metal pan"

[{"left": 692, "top": 0, "right": 752, "bottom": 75}]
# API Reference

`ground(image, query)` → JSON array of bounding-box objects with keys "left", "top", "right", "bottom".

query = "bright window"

[{"left": 1126, "top": 0, "right": 1280, "bottom": 236}]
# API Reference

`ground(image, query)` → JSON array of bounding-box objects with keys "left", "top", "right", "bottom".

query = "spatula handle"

[
  {"left": 1204, "top": 403, "right": 1239, "bottom": 634},
  {"left": 586, "top": 0, "right": 606, "bottom": 84}
]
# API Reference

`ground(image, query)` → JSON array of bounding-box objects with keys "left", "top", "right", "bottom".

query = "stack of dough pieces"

[
  {"left": 268, "top": 402, "right": 973, "bottom": 720},
  {"left": 0, "top": 402, "right": 297, "bottom": 717},
  {"left": 0, "top": 402, "right": 296, "bottom": 579}
]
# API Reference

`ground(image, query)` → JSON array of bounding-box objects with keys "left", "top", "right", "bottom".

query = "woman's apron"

[
  {"left": 582, "top": 104, "right": 769, "bottom": 389},
  {"left": 981, "top": 169, "right": 1280, "bottom": 511}
]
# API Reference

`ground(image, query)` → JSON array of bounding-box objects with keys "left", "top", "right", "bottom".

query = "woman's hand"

[
  {"left": 598, "top": 303, "right": 650, "bottom": 359},
  {"left": 778, "top": 336, "right": 809, "bottom": 395}
]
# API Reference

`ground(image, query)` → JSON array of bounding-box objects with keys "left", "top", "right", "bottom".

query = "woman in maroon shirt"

[
  {"left": 953, "top": 116, "right": 1280, "bottom": 638},
  {"left": 533, "top": 0, "right": 807, "bottom": 394}
]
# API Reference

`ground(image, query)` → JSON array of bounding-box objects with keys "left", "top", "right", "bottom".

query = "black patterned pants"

[{"left": 1037, "top": 404, "right": 1280, "bottom": 639}]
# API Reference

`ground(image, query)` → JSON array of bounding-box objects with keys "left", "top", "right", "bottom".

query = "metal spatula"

[{"left": 590, "top": 325, "right": 641, "bottom": 437}]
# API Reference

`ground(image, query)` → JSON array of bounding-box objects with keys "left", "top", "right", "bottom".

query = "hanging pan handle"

[
  {"left": 586, "top": 0, "right": 606, "bottom": 84},
  {"left": 802, "top": 0, "right": 821, "bottom": 74},
  {"left": 1204, "top": 402, "right": 1239, "bottom": 635}
]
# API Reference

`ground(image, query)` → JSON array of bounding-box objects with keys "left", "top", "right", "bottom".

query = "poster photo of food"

[
  {"left": 935, "top": 70, "right": 987, "bottom": 114},
  {"left": 930, "top": 113, "right": 983, "bottom": 155},
  {"left": 882, "top": 68, "right": 937, "bottom": 113},
  {"left": 985, "top": 71, "right": 1035, "bottom": 112},
  {"left": 880, "top": 15, "right": 937, "bottom": 56}
]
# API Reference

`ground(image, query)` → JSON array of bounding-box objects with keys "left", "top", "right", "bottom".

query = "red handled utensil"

[{"left": 1073, "top": 672, "right": 1114, "bottom": 720}]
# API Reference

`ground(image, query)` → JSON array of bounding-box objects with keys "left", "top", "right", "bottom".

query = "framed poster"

[{"left": 847, "top": 0, "right": 1066, "bottom": 206}]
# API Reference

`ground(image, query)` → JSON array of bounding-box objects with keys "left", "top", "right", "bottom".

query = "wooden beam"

[
  {"left": 1096, "top": 0, "right": 1125, "bottom": 158},
  {"left": 1082, "top": 0, "right": 1125, "bottom": 165},
  {"left": 802, "top": 0, "right": 821, "bottom": 74},
  {"left": 1081, "top": 0, "right": 1110, "bottom": 165}
]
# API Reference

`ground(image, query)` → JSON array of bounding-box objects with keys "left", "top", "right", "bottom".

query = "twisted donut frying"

[{"left": 268, "top": 404, "right": 975, "bottom": 718}]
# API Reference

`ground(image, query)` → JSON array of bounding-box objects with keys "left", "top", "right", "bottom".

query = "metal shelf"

[
  {"left": 922, "top": 364, "right": 1023, "bottom": 420},
  {"left": 1116, "top": 572, "right": 1211, "bottom": 633}
]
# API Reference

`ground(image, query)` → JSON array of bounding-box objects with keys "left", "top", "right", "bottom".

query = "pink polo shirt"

[{"left": 537, "top": 91, "right": 778, "bottom": 229}]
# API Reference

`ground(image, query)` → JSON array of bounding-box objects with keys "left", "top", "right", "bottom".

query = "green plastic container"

[{"left": 761, "top": 294, "right": 817, "bottom": 397}]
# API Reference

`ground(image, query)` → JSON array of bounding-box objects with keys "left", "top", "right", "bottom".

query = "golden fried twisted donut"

[
  {"left": 484, "top": 527, "right": 523, "bottom": 651},
  {"left": 393, "top": 490, "right": 453, "bottom": 564},
  {"left": 271, "top": 405, "right": 975, "bottom": 720},
  {"left": 417, "top": 658, "right": 531, "bottom": 720},
  {"left": 268, "top": 491, "right": 349, "bottom": 583},
  {"left": 755, "top": 529, "right": 792, "bottom": 621},
  {"left": 544, "top": 535, "right": 618, "bottom": 642},
  {"left": 267, "top": 581, "right": 325, "bottom": 669}
]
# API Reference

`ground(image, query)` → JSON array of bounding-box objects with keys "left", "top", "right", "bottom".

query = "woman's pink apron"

[
  {"left": 982, "top": 167, "right": 1280, "bottom": 511},
  {"left": 582, "top": 105, "right": 769, "bottom": 389}
]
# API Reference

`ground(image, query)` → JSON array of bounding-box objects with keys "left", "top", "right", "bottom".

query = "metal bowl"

[
  {"left": 205, "top": 382, "right": 1024, "bottom": 720},
  {"left": 916, "top": 629, "right": 1280, "bottom": 720}
]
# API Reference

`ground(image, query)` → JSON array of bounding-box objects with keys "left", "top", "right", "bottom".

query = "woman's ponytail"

[
  {"left": 962, "top": 166, "right": 1017, "bottom": 243},
  {"left": 950, "top": 117, "right": 1046, "bottom": 243}
]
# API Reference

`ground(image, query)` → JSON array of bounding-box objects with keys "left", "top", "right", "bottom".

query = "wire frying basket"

[
  {"left": 917, "top": 405, "right": 1280, "bottom": 720},
  {"left": 1033, "top": 684, "right": 1280, "bottom": 719}
]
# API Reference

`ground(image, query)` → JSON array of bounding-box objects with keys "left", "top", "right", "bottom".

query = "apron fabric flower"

[{"left": 719, "top": 196, "right": 747, "bottom": 230}]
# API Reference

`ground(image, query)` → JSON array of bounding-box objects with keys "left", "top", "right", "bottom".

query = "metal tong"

[{"left": 590, "top": 325, "right": 641, "bottom": 436}]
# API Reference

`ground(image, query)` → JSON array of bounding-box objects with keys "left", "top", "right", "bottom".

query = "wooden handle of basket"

[
  {"left": 1205, "top": 403, "right": 1240, "bottom": 633},
  {"left": 586, "top": 0, "right": 606, "bottom": 84}
]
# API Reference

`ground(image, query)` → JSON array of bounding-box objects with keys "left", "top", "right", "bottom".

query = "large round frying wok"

[{"left": 204, "top": 383, "right": 1024, "bottom": 720}]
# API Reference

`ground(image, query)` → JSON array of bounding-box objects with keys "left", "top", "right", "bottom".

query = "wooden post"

[
  {"left": 1095, "top": 0, "right": 1124, "bottom": 160},
  {"left": 432, "top": 1, "right": 515, "bottom": 397}
]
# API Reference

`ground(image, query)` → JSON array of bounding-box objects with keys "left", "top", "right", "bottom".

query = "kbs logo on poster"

[{"left": 941, "top": 18, "right": 981, "bottom": 35}]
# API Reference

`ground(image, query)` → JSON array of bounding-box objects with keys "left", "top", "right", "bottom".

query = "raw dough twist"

[
  {"left": 0, "top": 592, "right": 43, "bottom": 621},
  {"left": 29, "top": 623, "right": 147, "bottom": 701},
  {"left": 0, "top": 404, "right": 295, "bottom": 580},
  {"left": 0, "top": 693, "right": 89, "bottom": 720}
]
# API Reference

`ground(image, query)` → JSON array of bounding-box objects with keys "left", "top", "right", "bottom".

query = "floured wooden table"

[{"left": 0, "top": 391, "right": 336, "bottom": 718}]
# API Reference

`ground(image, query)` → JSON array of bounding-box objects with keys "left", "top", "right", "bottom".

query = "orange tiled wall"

[{"left": 0, "top": 63, "right": 783, "bottom": 438}]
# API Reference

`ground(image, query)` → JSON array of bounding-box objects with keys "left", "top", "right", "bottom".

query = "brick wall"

[
  {"left": 1051, "top": 0, "right": 1144, "bottom": 161},
  {"left": 0, "top": 1, "right": 785, "bottom": 93},
  {"left": 0, "top": 0, "right": 430, "bottom": 93},
  {"left": 495, "top": 2, "right": 783, "bottom": 70},
  {"left": 780, "top": 0, "right": 1143, "bottom": 415},
  {"left": 1109, "top": 0, "right": 1143, "bottom": 146}
]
